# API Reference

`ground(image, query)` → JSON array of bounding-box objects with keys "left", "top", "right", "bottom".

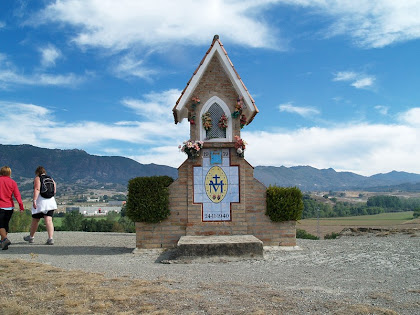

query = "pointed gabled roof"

[{"left": 173, "top": 35, "right": 258, "bottom": 124}]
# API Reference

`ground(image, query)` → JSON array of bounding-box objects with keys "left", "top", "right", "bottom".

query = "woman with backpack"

[
  {"left": 24, "top": 166, "right": 57, "bottom": 245},
  {"left": 0, "top": 166, "right": 25, "bottom": 250}
]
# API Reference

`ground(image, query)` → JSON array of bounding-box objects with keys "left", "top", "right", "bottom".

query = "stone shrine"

[{"left": 135, "top": 35, "right": 296, "bottom": 248}]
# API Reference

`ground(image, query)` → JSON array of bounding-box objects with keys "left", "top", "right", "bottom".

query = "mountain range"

[
  {"left": 254, "top": 165, "right": 420, "bottom": 191},
  {"left": 1, "top": 144, "right": 420, "bottom": 192},
  {"left": 0, "top": 144, "right": 177, "bottom": 186}
]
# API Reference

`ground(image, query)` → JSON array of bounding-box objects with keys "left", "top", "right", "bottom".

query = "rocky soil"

[{"left": 2, "top": 231, "right": 419, "bottom": 314}]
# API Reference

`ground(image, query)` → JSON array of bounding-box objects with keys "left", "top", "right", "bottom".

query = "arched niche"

[{"left": 199, "top": 96, "right": 232, "bottom": 142}]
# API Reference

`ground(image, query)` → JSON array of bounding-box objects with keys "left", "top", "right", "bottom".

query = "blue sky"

[{"left": 1, "top": 0, "right": 420, "bottom": 176}]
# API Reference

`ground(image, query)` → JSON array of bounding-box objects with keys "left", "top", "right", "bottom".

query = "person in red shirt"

[{"left": 0, "top": 166, "right": 25, "bottom": 250}]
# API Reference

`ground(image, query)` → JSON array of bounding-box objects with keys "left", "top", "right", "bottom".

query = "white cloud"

[
  {"left": 375, "top": 105, "right": 389, "bottom": 115},
  {"left": 279, "top": 103, "right": 320, "bottom": 117},
  {"left": 243, "top": 117, "right": 420, "bottom": 176},
  {"left": 38, "top": 0, "right": 283, "bottom": 50},
  {"left": 398, "top": 107, "right": 420, "bottom": 126},
  {"left": 130, "top": 146, "right": 187, "bottom": 167},
  {"left": 26, "top": 0, "right": 420, "bottom": 57},
  {"left": 333, "top": 71, "right": 375, "bottom": 89},
  {"left": 333, "top": 71, "right": 357, "bottom": 81},
  {"left": 44, "top": 120, "right": 184, "bottom": 147},
  {"left": 278, "top": 0, "right": 420, "bottom": 48},
  {"left": 0, "top": 90, "right": 189, "bottom": 163},
  {"left": 0, "top": 71, "right": 84, "bottom": 88},
  {"left": 121, "top": 89, "right": 181, "bottom": 121},
  {"left": 0, "top": 54, "right": 84, "bottom": 89},
  {"left": 112, "top": 54, "right": 158, "bottom": 80},
  {"left": 39, "top": 44, "right": 62, "bottom": 68},
  {"left": 0, "top": 102, "right": 55, "bottom": 144},
  {"left": 351, "top": 77, "right": 375, "bottom": 89}
]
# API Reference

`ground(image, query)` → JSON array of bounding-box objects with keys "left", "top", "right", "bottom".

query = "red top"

[{"left": 0, "top": 176, "right": 24, "bottom": 210}]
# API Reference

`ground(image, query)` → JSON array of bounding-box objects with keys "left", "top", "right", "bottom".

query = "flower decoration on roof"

[
  {"left": 232, "top": 97, "right": 243, "bottom": 118},
  {"left": 240, "top": 114, "right": 247, "bottom": 129},
  {"left": 234, "top": 135, "right": 247, "bottom": 157},
  {"left": 188, "top": 113, "right": 196, "bottom": 125},
  {"left": 188, "top": 97, "right": 200, "bottom": 125},
  {"left": 202, "top": 112, "right": 212, "bottom": 131},
  {"left": 218, "top": 114, "right": 228, "bottom": 130},
  {"left": 191, "top": 96, "right": 200, "bottom": 110}
]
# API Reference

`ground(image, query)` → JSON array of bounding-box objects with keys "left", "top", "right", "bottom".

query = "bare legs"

[
  {"left": 30, "top": 217, "right": 53, "bottom": 239},
  {"left": 29, "top": 218, "right": 40, "bottom": 237},
  {"left": 44, "top": 216, "right": 54, "bottom": 240},
  {"left": 0, "top": 227, "right": 7, "bottom": 241}
]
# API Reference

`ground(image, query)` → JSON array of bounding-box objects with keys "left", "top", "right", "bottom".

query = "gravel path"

[{"left": 2, "top": 231, "right": 419, "bottom": 314}]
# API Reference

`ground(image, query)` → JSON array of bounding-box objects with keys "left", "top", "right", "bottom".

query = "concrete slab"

[{"left": 175, "top": 235, "right": 263, "bottom": 261}]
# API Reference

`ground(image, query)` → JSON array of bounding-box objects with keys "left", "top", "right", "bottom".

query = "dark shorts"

[
  {"left": 0, "top": 209, "right": 14, "bottom": 232},
  {"left": 32, "top": 210, "right": 55, "bottom": 219}
]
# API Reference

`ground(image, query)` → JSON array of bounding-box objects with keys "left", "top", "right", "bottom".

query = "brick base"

[{"left": 135, "top": 148, "right": 296, "bottom": 248}]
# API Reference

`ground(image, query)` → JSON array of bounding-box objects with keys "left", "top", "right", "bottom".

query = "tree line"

[
  {"left": 9, "top": 194, "right": 418, "bottom": 233},
  {"left": 58, "top": 209, "right": 135, "bottom": 233},
  {"left": 302, "top": 194, "right": 420, "bottom": 219},
  {"left": 9, "top": 206, "right": 135, "bottom": 233}
]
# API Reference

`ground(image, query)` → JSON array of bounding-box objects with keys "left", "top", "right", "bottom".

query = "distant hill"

[
  {"left": 254, "top": 165, "right": 420, "bottom": 191},
  {"left": 0, "top": 144, "right": 178, "bottom": 187},
  {"left": 1, "top": 144, "right": 420, "bottom": 192}
]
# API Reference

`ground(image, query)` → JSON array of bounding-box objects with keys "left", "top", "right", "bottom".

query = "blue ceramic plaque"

[{"left": 210, "top": 150, "right": 222, "bottom": 164}]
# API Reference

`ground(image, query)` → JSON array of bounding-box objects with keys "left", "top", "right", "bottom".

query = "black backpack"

[{"left": 40, "top": 174, "right": 55, "bottom": 198}]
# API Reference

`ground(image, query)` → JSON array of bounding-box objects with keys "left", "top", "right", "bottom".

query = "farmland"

[{"left": 298, "top": 211, "right": 419, "bottom": 238}]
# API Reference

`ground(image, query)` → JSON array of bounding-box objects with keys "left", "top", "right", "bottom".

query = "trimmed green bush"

[
  {"left": 266, "top": 186, "right": 304, "bottom": 222},
  {"left": 296, "top": 229, "right": 319, "bottom": 240},
  {"left": 126, "top": 176, "right": 174, "bottom": 223}
]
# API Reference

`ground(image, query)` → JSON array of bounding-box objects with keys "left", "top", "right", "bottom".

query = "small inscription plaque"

[{"left": 210, "top": 150, "right": 222, "bottom": 164}]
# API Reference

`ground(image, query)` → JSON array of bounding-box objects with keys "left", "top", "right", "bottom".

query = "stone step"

[{"left": 175, "top": 235, "right": 263, "bottom": 261}]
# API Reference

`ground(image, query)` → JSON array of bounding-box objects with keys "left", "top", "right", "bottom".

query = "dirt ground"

[
  {"left": 1, "top": 230, "right": 419, "bottom": 314},
  {"left": 297, "top": 217, "right": 420, "bottom": 239}
]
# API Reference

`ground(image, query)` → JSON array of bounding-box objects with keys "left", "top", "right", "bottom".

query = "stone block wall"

[{"left": 135, "top": 146, "right": 296, "bottom": 249}]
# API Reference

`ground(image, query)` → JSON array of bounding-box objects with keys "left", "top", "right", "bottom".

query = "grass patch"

[{"left": 0, "top": 259, "right": 187, "bottom": 314}]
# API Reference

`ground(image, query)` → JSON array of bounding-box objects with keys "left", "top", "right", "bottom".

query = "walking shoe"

[
  {"left": 46, "top": 238, "right": 54, "bottom": 245},
  {"left": 23, "top": 235, "right": 34, "bottom": 243},
  {"left": 1, "top": 238, "right": 11, "bottom": 250}
]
